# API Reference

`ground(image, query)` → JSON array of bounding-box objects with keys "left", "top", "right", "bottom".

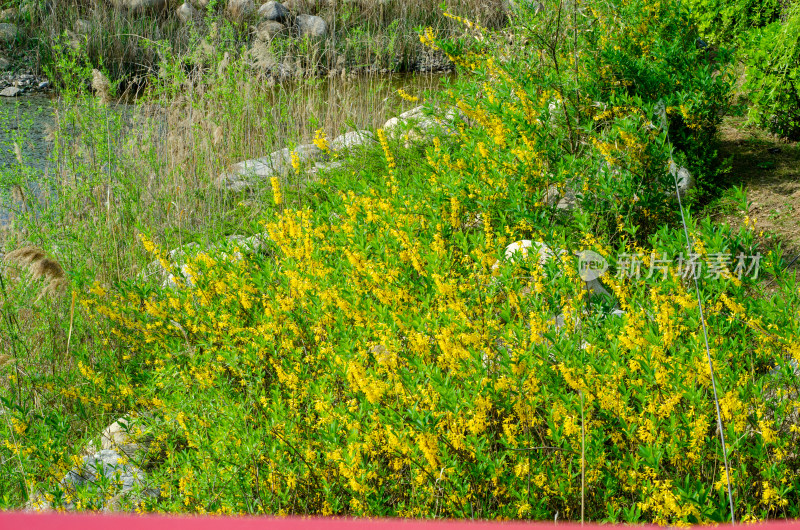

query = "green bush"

[
  {"left": 741, "top": 2, "right": 800, "bottom": 139},
  {"left": 684, "top": 0, "right": 782, "bottom": 46}
]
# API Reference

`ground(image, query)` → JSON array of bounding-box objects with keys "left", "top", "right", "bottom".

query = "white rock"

[
  {"left": 383, "top": 105, "right": 460, "bottom": 143},
  {"left": 61, "top": 450, "right": 149, "bottom": 511},
  {"left": 493, "top": 240, "right": 611, "bottom": 297},
  {"left": 308, "top": 160, "right": 345, "bottom": 178},
  {"left": 0, "top": 22, "right": 18, "bottom": 43},
  {"left": 585, "top": 277, "right": 610, "bottom": 297},
  {"left": 146, "top": 234, "right": 271, "bottom": 289},
  {"left": 492, "top": 240, "right": 562, "bottom": 271},
  {"left": 86, "top": 415, "right": 151, "bottom": 459},
  {"left": 556, "top": 188, "right": 578, "bottom": 210},
  {"left": 382, "top": 116, "right": 402, "bottom": 134},
  {"left": 0, "top": 86, "right": 21, "bottom": 97},
  {"left": 177, "top": 2, "right": 199, "bottom": 22},
  {"left": 330, "top": 130, "right": 375, "bottom": 151},
  {"left": 296, "top": 14, "right": 327, "bottom": 38},
  {"left": 216, "top": 143, "right": 325, "bottom": 191},
  {"left": 544, "top": 185, "right": 579, "bottom": 210}
]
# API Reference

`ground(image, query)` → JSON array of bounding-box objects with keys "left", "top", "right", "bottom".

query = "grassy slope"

[{"left": 2, "top": 0, "right": 800, "bottom": 521}]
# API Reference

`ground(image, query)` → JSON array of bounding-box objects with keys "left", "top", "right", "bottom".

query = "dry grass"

[
  {"left": 30, "top": 0, "right": 504, "bottom": 84},
  {"left": 2, "top": 246, "right": 68, "bottom": 299},
  {"left": 91, "top": 69, "right": 113, "bottom": 105}
]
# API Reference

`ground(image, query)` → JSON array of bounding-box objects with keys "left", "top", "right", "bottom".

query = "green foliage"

[
  {"left": 586, "top": 0, "right": 732, "bottom": 198},
  {"left": 741, "top": 2, "right": 800, "bottom": 140},
  {"left": 684, "top": 0, "right": 782, "bottom": 46}
]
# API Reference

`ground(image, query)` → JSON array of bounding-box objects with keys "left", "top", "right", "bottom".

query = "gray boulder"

[
  {"left": 296, "top": 14, "right": 327, "bottom": 38},
  {"left": 557, "top": 188, "right": 578, "bottom": 211},
  {"left": 0, "top": 57, "right": 10, "bottom": 70},
  {"left": 0, "top": 87, "right": 22, "bottom": 97},
  {"left": 543, "top": 184, "right": 578, "bottom": 210},
  {"left": 330, "top": 130, "right": 375, "bottom": 151},
  {"left": 177, "top": 2, "right": 199, "bottom": 22},
  {"left": 255, "top": 20, "right": 286, "bottom": 40},
  {"left": 0, "top": 22, "right": 18, "bottom": 43},
  {"left": 258, "top": 1, "right": 289, "bottom": 22},
  {"left": 61, "top": 450, "right": 154, "bottom": 511},
  {"left": 216, "top": 143, "right": 326, "bottom": 192}
]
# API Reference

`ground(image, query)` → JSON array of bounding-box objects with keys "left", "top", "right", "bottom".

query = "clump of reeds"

[
  {"left": 2, "top": 246, "right": 68, "bottom": 300},
  {"left": 92, "top": 69, "right": 113, "bottom": 104}
]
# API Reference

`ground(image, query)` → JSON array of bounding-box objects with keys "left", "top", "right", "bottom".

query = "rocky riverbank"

[
  {"left": 1, "top": 14, "right": 52, "bottom": 97},
  {"left": 1, "top": 0, "right": 491, "bottom": 91},
  {"left": 0, "top": 70, "right": 51, "bottom": 98}
]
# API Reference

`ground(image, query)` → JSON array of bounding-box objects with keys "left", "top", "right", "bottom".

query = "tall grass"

[{"left": 16, "top": 0, "right": 507, "bottom": 84}]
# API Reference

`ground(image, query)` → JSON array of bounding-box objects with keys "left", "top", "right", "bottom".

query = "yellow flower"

[
  {"left": 271, "top": 177, "right": 282, "bottom": 205},
  {"left": 397, "top": 88, "right": 419, "bottom": 103},
  {"left": 313, "top": 129, "right": 329, "bottom": 152},
  {"left": 376, "top": 128, "right": 395, "bottom": 170}
]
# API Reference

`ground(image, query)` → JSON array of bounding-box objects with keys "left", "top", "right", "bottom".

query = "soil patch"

[{"left": 709, "top": 115, "right": 800, "bottom": 282}]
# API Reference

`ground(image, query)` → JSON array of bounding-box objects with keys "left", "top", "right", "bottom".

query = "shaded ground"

[{"left": 705, "top": 115, "right": 800, "bottom": 280}]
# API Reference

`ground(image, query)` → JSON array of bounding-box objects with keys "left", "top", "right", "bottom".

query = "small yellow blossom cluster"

[
  {"left": 313, "top": 129, "right": 330, "bottom": 153},
  {"left": 396, "top": 88, "right": 419, "bottom": 103}
]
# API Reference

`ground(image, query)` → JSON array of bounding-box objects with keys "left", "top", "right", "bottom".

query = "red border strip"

[{"left": 0, "top": 513, "right": 798, "bottom": 530}]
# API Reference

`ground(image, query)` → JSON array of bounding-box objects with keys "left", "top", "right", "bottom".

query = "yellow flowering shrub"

[
  {"left": 4, "top": 0, "right": 798, "bottom": 524},
  {"left": 76, "top": 183, "right": 800, "bottom": 522}
]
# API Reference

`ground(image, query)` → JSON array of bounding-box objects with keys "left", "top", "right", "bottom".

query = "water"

[
  {"left": 0, "top": 95, "right": 55, "bottom": 174},
  {"left": 0, "top": 73, "right": 455, "bottom": 228}
]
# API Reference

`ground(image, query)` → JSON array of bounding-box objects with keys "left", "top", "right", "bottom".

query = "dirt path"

[{"left": 707, "top": 115, "right": 800, "bottom": 278}]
